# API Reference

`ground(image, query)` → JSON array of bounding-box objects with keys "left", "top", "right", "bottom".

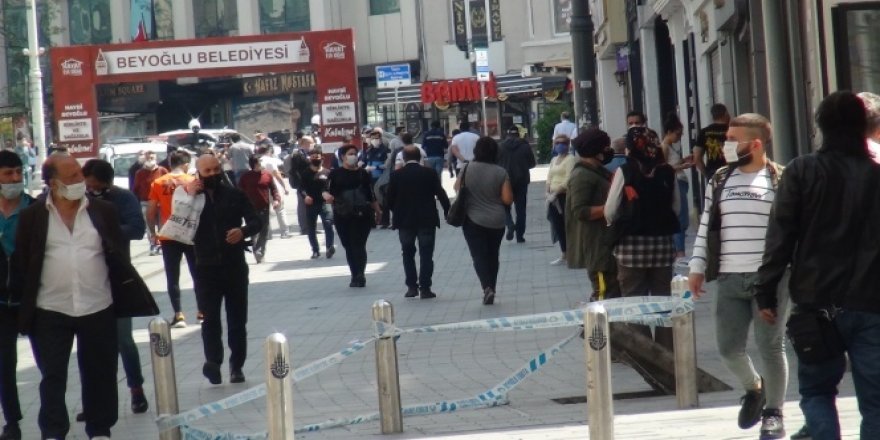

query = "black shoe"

[
  {"left": 482, "top": 287, "right": 495, "bottom": 305},
  {"left": 254, "top": 252, "right": 264, "bottom": 264},
  {"left": 419, "top": 289, "right": 437, "bottom": 299},
  {"left": 516, "top": 237, "right": 526, "bottom": 243},
  {"left": 789, "top": 424, "right": 810, "bottom": 439},
  {"left": 404, "top": 287, "right": 419, "bottom": 298},
  {"left": 759, "top": 409, "right": 785, "bottom": 439},
  {"left": 326, "top": 246, "right": 335, "bottom": 259},
  {"left": 310, "top": 251, "right": 320, "bottom": 259},
  {"left": 230, "top": 369, "right": 246, "bottom": 383},
  {"left": 131, "top": 387, "right": 149, "bottom": 414},
  {"left": 75, "top": 411, "right": 86, "bottom": 422},
  {"left": 505, "top": 228, "right": 514, "bottom": 241},
  {"left": 349, "top": 278, "right": 358, "bottom": 288},
  {"left": 354, "top": 274, "right": 366, "bottom": 287},
  {"left": 0, "top": 424, "right": 20, "bottom": 440},
  {"left": 738, "top": 378, "right": 766, "bottom": 429},
  {"left": 203, "top": 362, "right": 222, "bottom": 385}
]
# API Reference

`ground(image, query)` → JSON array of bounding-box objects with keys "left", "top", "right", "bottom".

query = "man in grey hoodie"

[{"left": 497, "top": 126, "right": 536, "bottom": 242}]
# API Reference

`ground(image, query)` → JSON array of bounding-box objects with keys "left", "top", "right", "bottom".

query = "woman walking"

[
  {"left": 546, "top": 135, "right": 577, "bottom": 265},
  {"left": 454, "top": 137, "right": 513, "bottom": 305},
  {"left": 325, "top": 144, "right": 380, "bottom": 287},
  {"left": 300, "top": 146, "right": 335, "bottom": 259}
]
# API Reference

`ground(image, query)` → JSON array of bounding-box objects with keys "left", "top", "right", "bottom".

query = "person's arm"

[
  {"left": 271, "top": 169, "right": 288, "bottom": 195},
  {"left": 233, "top": 190, "right": 263, "bottom": 240},
  {"left": 269, "top": 174, "right": 281, "bottom": 205},
  {"left": 693, "top": 132, "right": 707, "bottom": 174},
  {"left": 500, "top": 178, "right": 513, "bottom": 206},
  {"left": 450, "top": 142, "right": 463, "bottom": 161},
  {"left": 526, "top": 141, "right": 537, "bottom": 169},
  {"left": 385, "top": 173, "right": 398, "bottom": 211},
  {"left": 603, "top": 170, "right": 625, "bottom": 224},
  {"left": 434, "top": 173, "right": 451, "bottom": 215},
  {"left": 118, "top": 190, "right": 146, "bottom": 241},
  {"left": 146, "top": 182, "right": 161, "bottom": 237},
  {"left": 687, "top": 179, "right": 717, "bottom": 298}
]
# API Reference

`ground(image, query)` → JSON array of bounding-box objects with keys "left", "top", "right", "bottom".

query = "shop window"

[
  {"left": 833, "top": 5, "right": 880, "bottom": 94},
  {"left": 194, "top": 0, "right": 238, "bottom": 38},
  {"left": 370, "top": 0, "right": 400, "bottom": 16},
  {"left": 552, "top": 0, "right": 572, "bottom": 35},
  {"left": 68, "top": 0, "right": 112, "bottom": 45},
  {"left": 260, "top": 0, "right": 310, "bottom": 33},
  {"left": 154, "top": 0, "right": 174, "bottom": 40}
]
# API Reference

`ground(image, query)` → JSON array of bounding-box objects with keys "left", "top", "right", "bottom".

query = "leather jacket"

[{"left": 755, "top": 149, "right": 880, "bottom": 313}]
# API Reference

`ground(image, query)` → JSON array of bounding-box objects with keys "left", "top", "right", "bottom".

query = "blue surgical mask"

[{"left": 553, "top": 143, "right": 569, "bottom": 155}]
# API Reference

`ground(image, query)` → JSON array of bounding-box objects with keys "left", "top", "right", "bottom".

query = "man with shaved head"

[{"left": 188, "top": 154, "right": 261, "bottom": 385}]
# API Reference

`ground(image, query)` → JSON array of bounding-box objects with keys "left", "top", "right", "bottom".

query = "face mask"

[
  {"left": 310, "top": 158, "right": 323, "bottom": 166},
  {"left": 370, "top": 139, "right": 381, "bottom": 147},
  {"left": 144, "top": 160, "right": 157, "bottom": 170},
  {"left": 723, "top": 141, "right": 753, "bottom": 167},
  {"left": 200, "top": 173, "right": 223, "bottom": 189},
  {"left": 59, "top": 181, "right": 86, "bottom": 201},
  {"left": 0, "top": 182, "right": 23, "bottom": 200},
  {"left": 345, "top": 155, "right": 358, "bottom": 167},
  {"left": 88, "top": 188, "right": 108, "bottom": 198},
  {"left": 553, "top": 143, "right": 569, "bottom": 156},
  {"left": 601, "top": 147, "right": 615, "bottom": 165}
]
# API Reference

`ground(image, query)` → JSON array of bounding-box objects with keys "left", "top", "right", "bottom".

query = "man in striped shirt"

[{"left": 688, "top": 114, "right": 789, "bottom": 440}]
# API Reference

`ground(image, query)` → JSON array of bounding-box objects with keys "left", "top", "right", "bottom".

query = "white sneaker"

[{"left": 550, "top": 257, "right": 566, "bottom": 266}]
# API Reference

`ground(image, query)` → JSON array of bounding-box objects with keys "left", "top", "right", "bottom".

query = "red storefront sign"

[
  {"left": 420, "top": 74, "right": 497, "bottom": 104},
  {"left": 51, "top": 30, "right": 361, "bottom": 158}
]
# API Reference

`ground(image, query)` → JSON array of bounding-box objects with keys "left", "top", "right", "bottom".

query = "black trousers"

[
  {"left": 0, "top": 307, "right": 21, "bottom": 425},
  {"left": 548, "top": 196, "right": 567, "bottom": 253},
  {"left": 505, "top": 181, "right": 529, "bottom": 240},
  {"left": 462, "top": 218, "right": 505, "bottom": 290},
  {"left": 30, "top": 307, "right": 118, "bottom": 439},
  {"left": 398, "top": 227, "right": 436, "bottom": 289},
  {"left": 160, "top": 240, "right": 199, "bottom": 314},
  {"left": 335, "top": 214, "right": 373, "bottom": 278},
  {"left": 253, "top": 208, "right": 271, "bottom": 257},
  {"left": 195, "top": 256, "right": 250, "bottom": 371}
]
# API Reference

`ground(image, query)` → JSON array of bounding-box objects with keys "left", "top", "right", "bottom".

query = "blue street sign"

[{"left": 376, "top": 64, "right": 412, "bottom": 89}]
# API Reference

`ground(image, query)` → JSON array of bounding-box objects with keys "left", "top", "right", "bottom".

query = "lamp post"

[{"left": 24, "top": 0, "right": 47, "bottom": 190}]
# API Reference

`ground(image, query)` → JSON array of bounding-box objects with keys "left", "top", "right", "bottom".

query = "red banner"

[
  {"left": 50, "top": 29, "right": 361, "bottom": 157},
  {"left": 421, "top": 74, "right": 497, "bottom": 104}
]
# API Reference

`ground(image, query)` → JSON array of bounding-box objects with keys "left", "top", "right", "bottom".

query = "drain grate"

[{"left": 552, "top": 390, "right": 666, "bottom": 405}]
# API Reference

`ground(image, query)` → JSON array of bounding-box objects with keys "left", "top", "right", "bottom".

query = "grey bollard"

[
  {"left": 149, "top": 318, "right": 180, "bottom": 440},
  {"left": 584, "top": 303, "right": 614, "bottom": 440},
  {"left": 672, "top": 275, "right": 699, "bottom": 409},
  {"left": 372, "top": 300, "right": 403, "bottom": 434},
  {"left": 266, "top": 333, "right": 295, "bottom": 440}
]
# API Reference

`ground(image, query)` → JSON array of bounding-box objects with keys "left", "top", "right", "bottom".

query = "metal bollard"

[
  {"left": 372, "top": 300, "right": 403, "bottom": 434},
  {"left": 266, "top": 333, "right": 295, "bottom": 440},
  {"left": 672, "top": 275, "right": 699, "bottom": 409},
  {"left": 584, "top": 303, "right": 614, "bottom": 440},
  {"left": 149, "top": 318, "right": 180, "bottom": 440}
]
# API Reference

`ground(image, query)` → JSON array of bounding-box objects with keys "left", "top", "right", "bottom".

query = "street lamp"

[{"left": 24, "top": 0, "right": 47, "bottom": 191}]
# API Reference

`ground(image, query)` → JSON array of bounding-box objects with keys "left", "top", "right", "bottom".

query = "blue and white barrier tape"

[{"left": 157, "top": 338, "right": 374, "bottom": 432}]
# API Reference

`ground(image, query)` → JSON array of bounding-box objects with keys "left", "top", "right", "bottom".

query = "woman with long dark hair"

[
  {"left": 325, "top": 144, "right": 380, "bottom": 287},
  {"left": 454, "top": 137, "right": 513, "bottom": 305}
]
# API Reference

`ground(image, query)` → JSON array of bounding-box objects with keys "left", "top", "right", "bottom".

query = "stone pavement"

[{"left": 12, "top": 166, "right": 862, "bottom": 439}]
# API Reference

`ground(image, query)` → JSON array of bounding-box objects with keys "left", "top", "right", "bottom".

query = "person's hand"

[
  {"left": 688, "top": 273, "right": 706, "bottom": 299},
  {"left": 184, "top": 179, "right": 203, "bottom": 195},
  {"left": 365, "top": 165, "right": 376, "bottom": 172},
  {"left": 759, "top": 308, "right": 778, "bottom": 325},
  {"left": 283, "top": 189, "right": 289, "bottom": 195},
  {"left": 374, "top": 208, "right": 382, "bottom": 224},
  {"left": 322, "top": 192, "right": 334, "bottom": 203},
  {"left": 272, "top": 200, "right": 280, "bottom": 209},
  {"left": 225, "top": 228, "right": 244, "bottom": 244},
  {"left": 304, "top": 196, "right": 314, "bottom": 206}
]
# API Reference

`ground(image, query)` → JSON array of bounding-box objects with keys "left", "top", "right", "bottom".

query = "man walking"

[
  {"left": 147, "top": 150, "right": 199, "bottom": 328},
  {"left": 497, "top": 126, "right": 536, "bottom": 242},
  {"left": 694, "top": 103, "right": 730, "bottom": 178},
  {"left": 226, "top": 133, "right": 253, "bottom": 185},
  {"left": 386, "top": 146, "right": 450, "bottom": 299},
  {"left": 189, "top": 155, "right": 261, "bottom": 385},
  {"left": 755, "top": 92, "right": 880, "bottom": 440},
  {"left": 422, "top": 121, "right": 448, "bottom": 176},
  {"left": 132, "top": 151, "right": 167, "bottom": 255},
  {"left": 0, "top": 151, "right": 32, "bottom": 440},
  {"left": 14, "top": 154, "right": 157, "bottom": 440},
  {"left": 450, "top": 121, "right": 480, "bottom": 172},
  {"left": 257, "top": 146, "right": 291, "bottom": 238},
  {"left": 552, "top": 111, "right": 578, "bottom": 141},
  {"left": 689, "top": 113, "right": 788, "bottom": 439},
  {"left": 238, "top": 156, "right": 280, "bottom": 263},
  {"left": 80, "top": 159, "right": 150, "bottom": 419}
]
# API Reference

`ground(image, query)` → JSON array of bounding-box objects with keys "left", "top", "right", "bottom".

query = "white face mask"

[
  {"left": 723, "top": 140, "right": 752, "bottom": 166},
  {"left": 0, "top": 182, "right": 23, "bottom": 200},
  {"left": 144, "top": 160, "right": 157, "bottom": 169},
  {"left": 345, "top": 155, "right": 358, "bottom": 167},
  {"left": 370, "top": 139, "right": 381, "bottom": 147},
  {"left": 58, "top": 181, "right": 86, "bottom": 201}
]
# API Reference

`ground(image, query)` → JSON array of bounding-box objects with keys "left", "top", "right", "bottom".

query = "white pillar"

[
  {"left": 638, "top": 7, "right": 662, "bottom": 129},
  {"left": 596, "top": 57, "right": 626, "bottom": 138},
  {"left": 309, "top": 0, "right": 328, "bottom": 30},
  {"left": 111, "top": 0, "right": 130, "bottom": 42},
  {"left": 237, "top": 0, "right": 259, "bottom": 36},
  {"left": 173, "top": 1, "right": 195, "bottom": 40}
]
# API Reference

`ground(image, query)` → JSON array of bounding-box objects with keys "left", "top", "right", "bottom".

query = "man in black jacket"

[
  {"left": 422, "top": 121, "right": 448, "bottom": 177},
  {"left": 755, "top": 91, "right": 880, "bottom": 440},
  {"left": 497, "top": 126, "right": 536, "bottom": 242},
  {"left": 386, "top": 146, "right": 450, "bottom": 299},
  {"left": 189, "top": 155, "right": 262, "bottom": 385}
]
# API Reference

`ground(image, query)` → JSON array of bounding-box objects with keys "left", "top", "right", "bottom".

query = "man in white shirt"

[
  {"left": 226, "top": 133, "right": 254, "bottom": 185},
  {"left": 257, "top": 145, "right": 291, "bottom": 238},
  {"left": 449, "top": 121, "right": 480, "bottom": 170},
  {"left": 552, "top": 111, "right": 578, "bottom": 141},
  {"left": 393, "top": 133, "right": 427, "bottom": 170},
  {"left": 688, "top": 114, "right": 789, "bottom": 438}
]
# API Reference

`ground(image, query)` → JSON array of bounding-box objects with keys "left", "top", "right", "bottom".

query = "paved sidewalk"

[{"left": 12, "top": 166, "right": 862, "bottom": 439}]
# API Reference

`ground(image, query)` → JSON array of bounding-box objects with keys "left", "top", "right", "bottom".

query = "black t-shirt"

[{"left": 696, "top": 123, "right": 729, "bottom": 176}]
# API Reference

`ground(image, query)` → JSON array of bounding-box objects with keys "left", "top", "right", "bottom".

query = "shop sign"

[
  {"left": 242, "top": 71, "right": 317, "bottom": 97},
  {"left": 420, "top": 74, "right": 497, "bottom": 104}
]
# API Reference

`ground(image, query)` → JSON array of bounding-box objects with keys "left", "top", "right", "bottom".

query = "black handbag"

[
  {"left": 786, "top": 308, "right": 844, "bottom": 364},
  {"left": 446, "top": 164, "right": 469, "bottom": 227}
]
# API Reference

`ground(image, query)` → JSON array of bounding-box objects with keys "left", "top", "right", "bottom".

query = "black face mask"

[
  {"left": 200, "top": 173, "right": 223, "bottom": 190},
  {"left": 600, "top": 147, "right": 615, "bottom": 165}
]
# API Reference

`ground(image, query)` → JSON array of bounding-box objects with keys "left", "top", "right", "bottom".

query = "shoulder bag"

[{"left": 446, "top": 164, "right": 469, "bottom": 227}]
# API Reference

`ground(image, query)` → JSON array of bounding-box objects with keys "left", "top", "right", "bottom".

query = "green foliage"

[{"left": 534, "top": 104, "right": 572, "bottom": 163}]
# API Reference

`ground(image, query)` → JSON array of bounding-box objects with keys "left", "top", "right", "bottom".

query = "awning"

[{"left": 376, "top": 73, "right": 568, "bottom": 105}]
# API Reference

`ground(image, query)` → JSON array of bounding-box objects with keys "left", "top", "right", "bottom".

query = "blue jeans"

[
  {"left": 799, "top": 309, "right": 880, "bottom": 439},
  {"left": 674, "top": 179, "right": 689, "bottom": 253},
  {"left": 306, "top": 203, "right": 335, "bottom": 253},
  {"left": 424, "top": 157, "right": 445, "bottom": 177}
]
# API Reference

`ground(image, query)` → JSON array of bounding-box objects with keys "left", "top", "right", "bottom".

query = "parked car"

[{"left": 99, "top": 141, "right": 168, "bottom": 189}]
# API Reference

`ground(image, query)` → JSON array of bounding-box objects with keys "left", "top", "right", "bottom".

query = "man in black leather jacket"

[
  {"left": 189, "top": 155, "right": 261, "bottom": 385},
  {"left": 755, "top": 91, "right": 880, "bottom": 440}
]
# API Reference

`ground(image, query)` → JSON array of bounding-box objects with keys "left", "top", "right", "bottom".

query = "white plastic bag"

[{"left": 158, "top": 186, "right": 205, "bottom": 245}]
